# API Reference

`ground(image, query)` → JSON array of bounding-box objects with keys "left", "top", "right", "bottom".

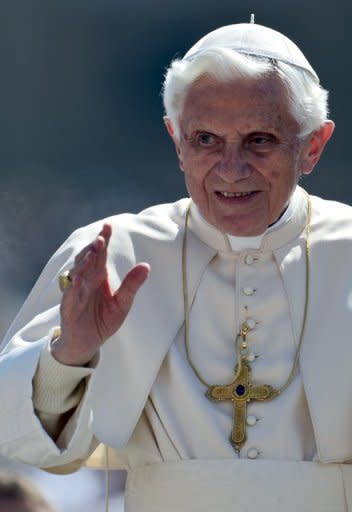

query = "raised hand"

[{"left": 52, "top": 224, "right": 150, "bottom": 366}]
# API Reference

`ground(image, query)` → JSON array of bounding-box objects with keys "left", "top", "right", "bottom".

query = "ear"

[
  {"left": 300, "top": 120, "right": 335, "bottom": 175},
  {"left": 163, "top": 116, "right": 175, "bottom": 138},
  {"left": 163, "top": 116, "right": 184, "bottom": 171}
]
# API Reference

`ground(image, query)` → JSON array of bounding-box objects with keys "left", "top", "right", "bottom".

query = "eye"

[
  {"left": 246, "top": 133, "right": 277, "bottom": 152},
  {"left": 252, "top": 135, "right": 270, "bottom": 144},
  {"left": 197, "top": 132, "right": 217, "bottom": 146}
]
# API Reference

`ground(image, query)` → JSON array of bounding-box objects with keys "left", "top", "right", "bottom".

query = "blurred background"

[{"left": 0, "top": 0, "right": 350, "bottom": 509}]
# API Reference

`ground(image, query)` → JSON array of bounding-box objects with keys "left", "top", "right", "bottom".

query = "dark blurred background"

[
  {"left": 0, "top": 2, "right": 350, "bottom": 509},
  {"left": 0, "top": 0, "right": 351, "bottom": 333}
]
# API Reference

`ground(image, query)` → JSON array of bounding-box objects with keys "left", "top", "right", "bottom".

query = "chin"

[{"left": 215, "top": 218, "right": 268, "bottom": 237}]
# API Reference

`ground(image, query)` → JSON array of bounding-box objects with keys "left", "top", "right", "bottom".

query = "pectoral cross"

[{"left": 206, "top": 357, "right": 278, "bottom": 452}]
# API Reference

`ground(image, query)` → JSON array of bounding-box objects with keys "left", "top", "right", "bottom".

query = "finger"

[
  {"left": 60, "top": 274, "right": 88, "bottom": 321},
  {"left": 70, "top": 249, "right": 97, "bottom": 283},
  {"left": 74, "top": 242, "right": 97, "bottom": 266},
  {"left": 78, "top": 223, "right": 111, "bottom": 287},
  {"left": 74, "top": 224, "right": 112, "bottom": 265},
  {"left": 95, "top": 224, "right": 111, "bottom": 271},
  {"left": 70, "top": 224, "right": 112, "bottom": 282},
  {"left": 100, "top": 223, "right": 112, "bottom": 245},
  {"left": 113, "top": 263, "right": 150, "bottom": 319},
  {"left": 61, "top": 226, "right": 113, "bottom": 311}
]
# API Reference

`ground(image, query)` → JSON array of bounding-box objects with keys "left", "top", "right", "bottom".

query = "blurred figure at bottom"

[{"left": 0, "top": 472, "right": 56, "bottom": 512}]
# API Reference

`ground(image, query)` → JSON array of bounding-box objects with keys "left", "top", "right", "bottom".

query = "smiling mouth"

[{"left": 216, "top": 191, "right": 258, "bottom": 198}]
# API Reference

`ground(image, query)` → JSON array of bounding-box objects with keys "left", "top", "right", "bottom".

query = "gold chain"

[
  {"left": 105, "top": 444, "right": 110, "bottom": 512},
  {"left": 182, "top": 193, "right": 312, "bottom": 396}
]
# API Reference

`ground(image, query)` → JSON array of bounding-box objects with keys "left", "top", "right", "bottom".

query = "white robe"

[{"left": 1, "top": 186, "right": 352, "bottom": 509}]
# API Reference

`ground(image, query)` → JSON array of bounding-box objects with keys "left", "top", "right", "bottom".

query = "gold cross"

[{"left": 206, "top": 358, "right": 278, "bottom": 452}]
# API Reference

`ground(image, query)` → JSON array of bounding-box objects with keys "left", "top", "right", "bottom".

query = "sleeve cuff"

[{"left": 33, "top": 332, "right": 99, "bottom": 415}]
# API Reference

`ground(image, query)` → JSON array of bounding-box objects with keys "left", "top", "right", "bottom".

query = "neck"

[{"left": 227, "top": 201, "right": 293, "bottom": 251}]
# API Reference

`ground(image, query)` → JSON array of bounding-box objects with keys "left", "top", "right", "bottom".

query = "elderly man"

[{"left": 0, "top": 20, "right": 351, "bottom": 511}]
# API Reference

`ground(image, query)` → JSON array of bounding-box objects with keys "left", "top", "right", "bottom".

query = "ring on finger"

[{"left": 59, "top": 270, "right": 73, "bottom": 292}]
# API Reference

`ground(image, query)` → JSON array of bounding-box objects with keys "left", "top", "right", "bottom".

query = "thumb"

[{"left": 113, "top": 263, "right": 150, "bottom": 319}]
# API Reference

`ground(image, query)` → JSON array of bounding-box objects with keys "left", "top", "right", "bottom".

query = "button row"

[
  {"left": 245, "top": 322, "right": 259, "bottom": 461},
  {"left": 241, "top": 300, "right": 259, "bottom": 461}
]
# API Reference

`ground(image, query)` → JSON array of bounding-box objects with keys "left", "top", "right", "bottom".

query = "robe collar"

[{"left": 188, "top": 186, "right": 308, "bottom": 254}]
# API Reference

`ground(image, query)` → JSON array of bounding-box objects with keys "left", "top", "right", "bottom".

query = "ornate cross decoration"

[{"left": 206, "top": 358, "right": 278, "bottom": 452}]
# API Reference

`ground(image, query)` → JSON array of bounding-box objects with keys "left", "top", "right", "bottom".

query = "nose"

[{"left": 215, "top": 144, "right": 252, "bottom": 182}]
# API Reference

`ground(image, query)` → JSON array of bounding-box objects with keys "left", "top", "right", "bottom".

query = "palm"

[{"left": 53, "top": 224, "right": 150, "bottom": 366}]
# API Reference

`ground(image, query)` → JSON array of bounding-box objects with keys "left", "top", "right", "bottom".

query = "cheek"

[
  {"left": 183, "top": 168, "right": 211, "bottom": 207},
  {"left": 184, "top": 173, "right": 206, "bottom": 198},
  {"left": 183, "top": 144, "right": 220, "bottom": 166},
  {"left": 266, "top": 170, "right": 297, "bottom": 196},
  {"left": 183, "top": 153, "right": 216, "bottom": 183},
  {"left": 268, "top": 169, "right": 281, "bottom": 181},
  {"left": 262, "top": 152, "right": 300, "bottom": 186}
]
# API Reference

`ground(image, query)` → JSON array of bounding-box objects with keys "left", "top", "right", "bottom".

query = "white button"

[
  {"left": 245, "top": 254, "right": 255, "bottom": 265},
  {"left": 246, "top": 318, "right": 256, "bottom": 329},
  {"left": 243, "top": 287, "right": 255, "bottom": 296},
  {"left": 246, "top": 352, "right": 256, "bottom": 363},
  {"left": 246, "top": 415, "right": 257, "bottom": 426},
  {"left": 247, "top": 447, "right": 259, "bottom": 459}
]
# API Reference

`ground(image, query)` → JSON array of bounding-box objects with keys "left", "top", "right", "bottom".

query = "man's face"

[{"left": 171, "top": 75, "right": 314, "bottom": 236}]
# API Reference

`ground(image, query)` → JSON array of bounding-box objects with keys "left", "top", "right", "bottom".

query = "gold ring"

[{"left": 59, "top": 270, "right": 72, "bottom": 292}]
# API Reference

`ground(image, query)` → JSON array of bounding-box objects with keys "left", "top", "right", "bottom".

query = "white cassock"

[{"left": 0, "top": 186, "right": 352, "bottom": 510}]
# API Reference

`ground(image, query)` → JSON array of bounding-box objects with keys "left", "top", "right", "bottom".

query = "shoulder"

[
  {"left": 310, "top": 193, "right": 352, "bottom": 217},
  {"left": 309, "top": 193, "right": 352, "bottom": 242},
  {"left": 61, "top": 198, "right": 190, "bottom": 252}
]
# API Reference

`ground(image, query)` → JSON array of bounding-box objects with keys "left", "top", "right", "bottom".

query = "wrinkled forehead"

[
  {"left": 183, "top": 23, "right": 318, "bottom": 82},
  {"left": 183, "top": 73, "right": 290, "bottom": 114},
  {"left": 179, "top": 75, "right": 300, "bottom": 136}
]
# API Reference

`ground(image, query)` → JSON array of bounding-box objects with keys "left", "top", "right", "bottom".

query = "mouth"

[{"left": 215, "top": 190, "right": 259, "bottom": 200}]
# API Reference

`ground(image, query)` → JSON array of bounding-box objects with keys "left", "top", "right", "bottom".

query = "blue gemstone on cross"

[{"left": 235, "top": 384, "right": 246, "bottom": 396}]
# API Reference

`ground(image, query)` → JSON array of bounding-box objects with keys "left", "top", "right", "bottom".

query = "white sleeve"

[
  {"left": 33, "top": 339, "right": 96, "bottom": 440},
  {"left": 0, "top": 223, "right": 104, "bottom": 470}
]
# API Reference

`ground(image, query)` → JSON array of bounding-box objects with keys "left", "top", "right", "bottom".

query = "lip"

[{"left": 215, "top": 190, "right": 260, "bottom": 202}]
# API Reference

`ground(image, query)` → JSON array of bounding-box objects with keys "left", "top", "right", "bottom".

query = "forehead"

[{"left": 180, "top": 75, "right": 297, "bottom": 135}]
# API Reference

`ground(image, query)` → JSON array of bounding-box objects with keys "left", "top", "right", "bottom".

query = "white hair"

[{"left": 162, "top": 47, "right": 329, "bottom": 140}]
